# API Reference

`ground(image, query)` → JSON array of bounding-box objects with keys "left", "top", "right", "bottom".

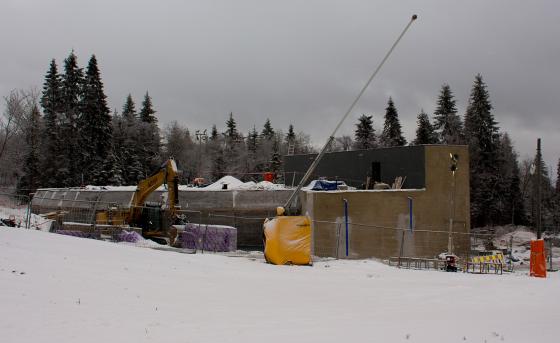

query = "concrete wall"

[{"left": 303, "top": 145, "right": 470, "bottom": 259}]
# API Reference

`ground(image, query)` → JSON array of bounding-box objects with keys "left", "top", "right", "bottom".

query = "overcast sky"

[{"left": 2, "top": 0, "right": 559, "bottom": 179}]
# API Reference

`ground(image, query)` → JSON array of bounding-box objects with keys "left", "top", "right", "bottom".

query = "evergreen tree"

[
  {"left": 261, "top": 118, "right": 275, "bottom": 140},
  {"left": 285, "top": 124, "right": 296, "bottom": 144},
  {"left": 139, "top": 91, "right": 157, "bottom": 124},
  {"left": 79, "top": 55, "right": 112, "bottom": 184},
  {"left": 210, "top": 125, "right": 219, "bottom": 140},
  {"left": 269, "top": 137, "right": 282, "bottom": 176},
  {"left": 60, "top": 51, "right": 84, "bottom": 186},
  {"left": 17, "top": 104, "right": 42, "bottom": 195},
  {"left": 380, "top": 97, "right": 406, "bottom": 147},
  {"left": 225, "top": 112, "right": 238, "bottom": 141},
  {"left": 433, "top": 84, "right": 463, "bottom": 144},
  {"left": 412, "top": 109, "right": 438, "bottom": 145},
  {"left": 211, "top": 148, "right": 226, "bottom": 182},
  {"left": 39, "top": 59, "right": 63, "bottom": 187},
  {"left": 247, "top": 126, "right": 259, "bottom": 155},
  {"left": 118, "top": 95, "right": 143, "bottom": 184},
  {"left": 556, "top": 158, "right": 560, "bottom": 193},
  {"left": 497, "top": 133, "right": 525, "bottom": 224},
  {"left": 353, "top": 114, "right": 376, "bottom": 150},
  {"left": 122, "top": 94, "right": 136, "bottom": 122},
  {"left": 137, "top": 95, "right": 161, "bottom": 175},
  {"left": 464, "top": 74, "right": 501, "bottom": 226}
]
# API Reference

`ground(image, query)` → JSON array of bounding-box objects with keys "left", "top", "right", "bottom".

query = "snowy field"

[{"left": 1, "top": 228, "right": 558, "bottom": 343}]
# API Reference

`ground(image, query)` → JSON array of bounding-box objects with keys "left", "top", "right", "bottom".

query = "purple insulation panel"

[
  {"left": 116, "top": 230, "right": 143, "bottom": 243},
  {"left": 180, "top": 223, "right": 237, "bottom": 252}
]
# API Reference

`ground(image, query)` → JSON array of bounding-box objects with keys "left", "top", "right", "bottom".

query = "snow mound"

[
  {"left": 236, "top": 181, "right": 286, "bottom": 190},
  {"left": 203, "top": 175, "right": 245, "bottom": 190},
  {"left": 201, "top": 176, "right": 286, "bottom": 191}
]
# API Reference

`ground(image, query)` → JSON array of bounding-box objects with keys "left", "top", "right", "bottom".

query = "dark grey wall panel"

[{"left": 284, "top": 145, "right": 425, "bottom": 189}]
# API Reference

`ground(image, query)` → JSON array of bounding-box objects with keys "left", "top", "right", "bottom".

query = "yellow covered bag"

[{"left": 263, "top": 215, "right": 311, "bottom": 265}]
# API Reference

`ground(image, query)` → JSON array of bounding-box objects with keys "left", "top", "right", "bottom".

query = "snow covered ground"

[{"left": 1, "top": 227, "right": 558, "bottom": 343}]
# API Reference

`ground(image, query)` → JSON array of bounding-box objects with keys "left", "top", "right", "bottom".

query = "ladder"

[{"left": 287, "top": 142, "right": 295, "bottom": 155}]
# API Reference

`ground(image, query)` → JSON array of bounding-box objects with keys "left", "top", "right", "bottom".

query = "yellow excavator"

[
  {"left": 96, "top": 158, "right": 182, "bottom": 245},
  {"left": 263, "top": 15, "right": 417, "bottom": 265}
]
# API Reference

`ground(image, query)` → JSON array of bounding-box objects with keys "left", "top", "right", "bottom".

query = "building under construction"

[{"left": 31, "top": 144, "right": 470, "bottom": 259}]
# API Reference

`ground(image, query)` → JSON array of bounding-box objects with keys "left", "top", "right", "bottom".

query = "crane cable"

[{"left": 283, "top": 14, "right": 418, "bottom": 210}]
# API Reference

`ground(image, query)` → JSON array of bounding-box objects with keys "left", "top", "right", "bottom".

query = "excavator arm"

[{"left": 127, "top": 159, "right": 179, "bottom": 224}]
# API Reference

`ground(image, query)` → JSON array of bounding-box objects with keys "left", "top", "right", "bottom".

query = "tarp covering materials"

[
  {"left": 530, "top": 239, "right": 547, "bottom": 278},
  {"left": 307, "top": 180, "right": 344, "bottom": 191},
  {"left": 263, "top": 215, "right": 311, "bottom": 265}
]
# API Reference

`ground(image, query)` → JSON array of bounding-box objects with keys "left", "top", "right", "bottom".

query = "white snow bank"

[
  {"left": 83, "top": 176, "right": 288, "bottom": 192},
  {"left": 1, "top": 227, "right": 559, "bottom": 343},
  {"left": 0, "top": 206, "right": 52, "bottom": 231},
  {"left": 203, "top": 175, "right": 245, "bottom": 190}
]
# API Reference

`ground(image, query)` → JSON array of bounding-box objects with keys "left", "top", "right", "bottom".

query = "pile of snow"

[
  {"left": 203, "top": 175, "right": 246, "bottom": 190},
  {"left": 236, "top": 180, "right": 286, "bottom": 190},
  {"left": 0, "top": 206, "right": 53, "bottom": 232},
  {"left": 1, "top": 227, "right": 559, "bottom": 343},
  {"left": 84, "top": 185, "right": 140, "bottom": 191},
  {"left": 191, "top": 176, "right": 286, "bottom": 191}
]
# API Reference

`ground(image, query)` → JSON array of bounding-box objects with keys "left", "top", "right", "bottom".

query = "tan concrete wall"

[{"left": 303, "top": 145, "right": 470, "bottom": 259}]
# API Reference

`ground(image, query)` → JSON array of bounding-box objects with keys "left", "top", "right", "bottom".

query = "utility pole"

[
  {"left": 536, "top": 138, "right": 542, "bottom": 239},
  {"left": 195, "top": 129, "right": 207, "bottom": 178},
  {"left": 448, "top": 153, "right": 458, "bottom": 254}
]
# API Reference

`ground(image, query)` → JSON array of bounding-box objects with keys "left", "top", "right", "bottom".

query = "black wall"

[{"left": 283, "top": 145, "right": 426, "bottom": 189}]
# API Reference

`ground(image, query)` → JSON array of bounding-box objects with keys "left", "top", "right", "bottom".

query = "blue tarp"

[{"left": 309, "top": 180, "right": 344, "bottom": 191}]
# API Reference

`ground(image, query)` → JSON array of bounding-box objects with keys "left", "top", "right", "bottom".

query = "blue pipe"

[
  {"left": 408, "top": 197, "right": 413, "bottom": 232},
  {"left": 343, "top": 199, "right": 349, "bottom": 257}
]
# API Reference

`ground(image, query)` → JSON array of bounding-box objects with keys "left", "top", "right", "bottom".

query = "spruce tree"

[
  {"left": 80, "top": 55, "right": 112, "bottom": 184},
  {"left": 497, "top": 133, "right": 525, "bottom": 224},
  {"left": 137, "top": 94, "right": 161, "bottom": 174},
  {"left": 39, "top": 59, "right": 63, "bottom": 187},
  {"left": 433, "top": 84, "right": 463, "bottom": 144},
  {"left": 413, "top": 109, "right": 438, "bottom": 145},
  {"left": 210, "top": 125, "right": 219, "bottom": 140},
  {"left": 261, "top": 118, "right": 275, "bottom": 140},
  {"left": 556, "top": 158, "right": 560, "bottom": 193},
  {"left": 122, "top": 94, "right": 136, "bottom": 122},
  {"left": 353, "top": 114, "right": 376, "bottom": 150},
  {"left": 247, "top": 126, "right": 259, "bottom": 155},
  {"left": 380, "top": 97, "right": 406, "bottom": 147},
  {"left": 139, "top": 91, "right": 157, "bottom": 124},
  {"left": 17, "top": 104, "right": 42, "bottom": 195},
  {"left": 269, "top": 137, "right": 282, "bottom": 176},
  {"left": 286, "top": 124, "right": 296, "bottom": 144},
  {"left": 118, "top": 95, "right": 143, "bottom": 184},
  {"left": 464, "top": 74, "right": 501, "bottom": 226},
  {"left": 60, "top": 51, "right": 84, "bottom": 186},
  {"left": 225, "top": 112, "right": 238, "bottom": 141}
]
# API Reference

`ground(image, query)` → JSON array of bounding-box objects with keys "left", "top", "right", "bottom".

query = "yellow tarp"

[{"left": 263, "top": 215, "right": 311, "bottom": 265}]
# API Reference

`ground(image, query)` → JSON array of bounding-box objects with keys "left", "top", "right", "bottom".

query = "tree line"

[{"left": 1, "top": 52, "right": 559, "bottom": 229}]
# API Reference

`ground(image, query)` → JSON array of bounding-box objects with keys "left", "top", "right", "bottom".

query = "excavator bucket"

[{"left": 263, "top": 215, "right": 311, "bottom": 265}]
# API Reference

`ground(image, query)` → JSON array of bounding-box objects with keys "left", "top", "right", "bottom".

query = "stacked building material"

[
  {"left": 180, "top": 223, "right": 237, "bottom": 252},
  {"left": 56, "top": 230, "right": 100, "bottom": 239}
]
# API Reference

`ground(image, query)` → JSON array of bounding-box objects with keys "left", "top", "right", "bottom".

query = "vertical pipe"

[
  {"left": 536, "top": 138, "right": 542, "bottom": 239},
  {"left": 343, "top": 199, "right": 349, "bottom": 257},
  {"left": 408, "top": 197, "right": 413, "bottom": 232}
]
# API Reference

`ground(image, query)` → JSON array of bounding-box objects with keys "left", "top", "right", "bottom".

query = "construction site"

[{"left": 8, "top": 144, "right": 469, "bottom": 260}]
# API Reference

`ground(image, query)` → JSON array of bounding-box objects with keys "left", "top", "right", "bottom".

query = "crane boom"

[{"left": 283, "top": 14, "right": 418, "bottom": 210}]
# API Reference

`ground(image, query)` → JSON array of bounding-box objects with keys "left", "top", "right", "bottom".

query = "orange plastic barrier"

[{"left": 530, "top": 239, "right": 547, "bottom": 278}]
